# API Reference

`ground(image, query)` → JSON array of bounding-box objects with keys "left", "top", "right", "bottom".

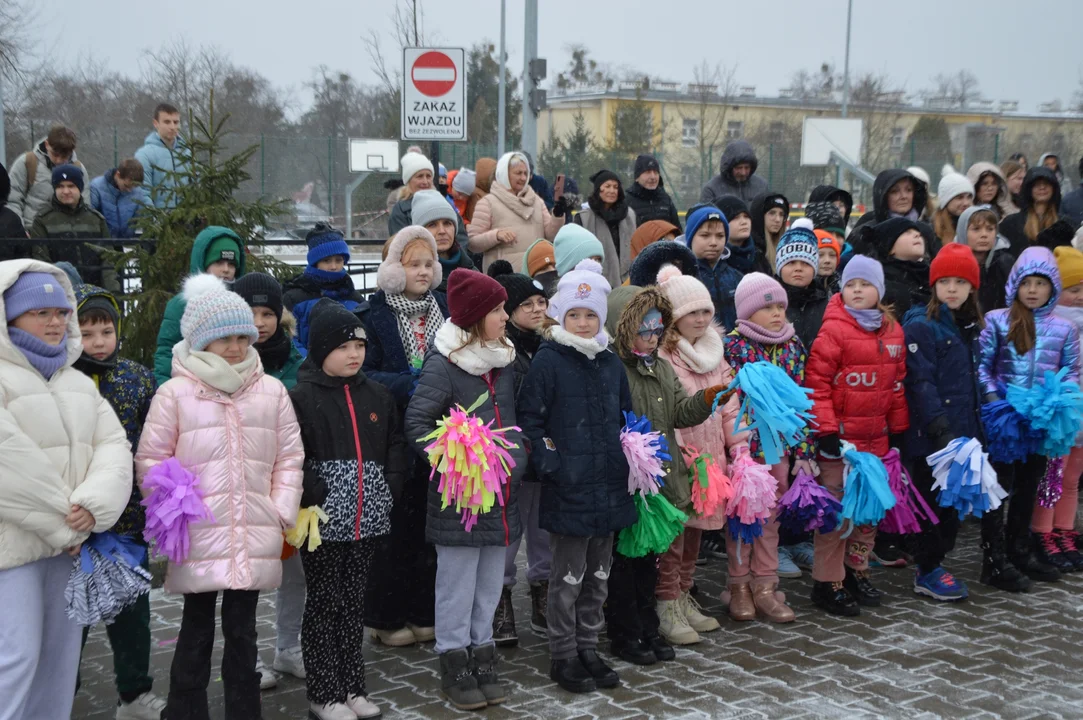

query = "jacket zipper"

[
  {"left": 343, "top": 385, "right": 365, "bottom": 541},
  {"left": 483, "top": 371, "right": 510, "bottom": 545}
]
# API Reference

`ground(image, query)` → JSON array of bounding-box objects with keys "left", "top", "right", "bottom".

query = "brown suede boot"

[
  {"left": 725, "top": 581, "right": 755, "bottom": 621},
  {"left": 752, "top": 582, "right": 796, "bottom": 623}
]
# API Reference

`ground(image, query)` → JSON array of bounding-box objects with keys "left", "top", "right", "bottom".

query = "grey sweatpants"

[
  {"left": 434, "top": 545, "right": 505, "bottom": 654},
  {"left": 0, "top": 554, "right": 83, "bottom": 720},
  {"left": 503, "top": 481, "right": 552, "bottom": 587},
  {"left": 547, "top": 534, "right": 613, "bottom": 660},
  {"left": 276, "top": 552, "right": 306, "bottom": 651}
]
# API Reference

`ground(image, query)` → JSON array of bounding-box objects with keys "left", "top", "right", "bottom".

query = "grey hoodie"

[
  {"left": 954, "top": 204, "right": 1013, "bottom": 311},
  {"left": 699, "top": 140, "right": 769, "bottom": 205}
]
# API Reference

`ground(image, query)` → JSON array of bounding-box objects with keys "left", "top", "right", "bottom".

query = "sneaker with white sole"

[
  {"left": 347, "top": 693, "right": 383, "bottom": 718},
  {"left": 115, "top": 691, "right": 167, "bottom": 720},
  {"left": 273, "top": 645, "right": 305, "bottom": 679},
  {"left": 777, "top": 546, "right": 802, "bottom": 579},
  {"left": 368, "top": 626, "right": 417, "bottom": 646},
  {"left": 788, "top": 542, "right": 815, "bottom": 570},
  {"left": 678, "top": 591, "right": 720, "bottom": 633},
  {"left": 256, "top": 657, "right": 278, "bottom": 690},
  {"left": 308, "top": 702, "right": 356, "bottom": 720}
]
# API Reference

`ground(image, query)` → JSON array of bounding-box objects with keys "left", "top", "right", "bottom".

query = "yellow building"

[{"left": 537, "top": 82, "right": 1083, "bottom": 208}]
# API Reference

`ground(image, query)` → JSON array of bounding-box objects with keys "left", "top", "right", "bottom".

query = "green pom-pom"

[{"left": 616, "top": 493, "right": 688, "bottom": 558}]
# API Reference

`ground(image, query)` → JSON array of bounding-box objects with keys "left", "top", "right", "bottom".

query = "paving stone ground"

[{"left": 73, "top": 522, "right": 1083, "bottom": 719}]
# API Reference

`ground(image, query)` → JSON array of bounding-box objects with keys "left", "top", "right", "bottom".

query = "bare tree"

[
  {"left": 555, "top": 45, "right": 614, "bottom": 91},
  {"left": 788, "top": 63, "right": 840, "bottom": 102},
  {"left": 925, "top": 70, "right": 982, "bottom": 109},
  {"left": 847, "top": 71, "right": 907, "bottom": 172},
  {"left": 0, "top": 0, "right": 34, "bottom": 78},
  {"left": 676, "top": 61, "right": 738, "bottom": 193}
]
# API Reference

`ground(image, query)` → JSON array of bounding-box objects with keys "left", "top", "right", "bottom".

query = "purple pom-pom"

[
  {"left": 778, "top": 470, "right": 842, "bottom": 534},
  {"left": 141, "top": 458, "right": 215, "bottom": 564}
]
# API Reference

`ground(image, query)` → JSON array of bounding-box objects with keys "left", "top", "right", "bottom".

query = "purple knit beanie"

[
  {"left": 840, "top": 255, "right": 886, "bottom": 301},
  {"left": 4, "top": 271, "right": 73, "bottom": 321},
  {"left": 734, "top": 272, "right": 788, "bottom": 321}
]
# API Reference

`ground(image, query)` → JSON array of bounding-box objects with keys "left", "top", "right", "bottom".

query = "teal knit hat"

[
  {"left": 180, "top": 274, "right": 258, "bottom": 351},
  {"left": 554, "top": 224, "right": 605, "bottom": 277}
]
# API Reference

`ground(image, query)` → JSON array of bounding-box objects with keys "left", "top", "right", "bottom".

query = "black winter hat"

[
  {"left": 634, "top": 154, "right": 661, "bottom": 180},
  {"left": 872, "top": 217, "right": 922, "bottom": 259},
  {"left": 590, "top": 168, "right": 621, "bottom": 189},
  {"left": 232, "top": 272, "right": 284, "bottom": 321},
  {"left": 307, "top": 298, "right": 367, "bottom": 368},
  {"left": 629, "top": 240, "right": 698, "bottom": 287},
  {"left": 487, "top": 259, "right": 545, "bottom": 316},
  {"left": 713, "top": 195, "right": 750, "bottom": 222},
  {"left": 804, "top": 201, "right": 845, "bottom": 234},
  {"left": 1037, "top": 219, "right": 1077, "bottom": 251}
]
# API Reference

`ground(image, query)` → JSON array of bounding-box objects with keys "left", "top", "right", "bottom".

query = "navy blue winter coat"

[
  {"left": 282, "top": 271, "right": 365, "bottom": 353},
  {"left": 518, "top": 328, "right": 636, "bottom": 537},
  {"left": 361, "top": 289, "right": 449, "bottom": 408},
  {"left": 89, "top": 170, "right": 147, "bottom": 238},
  {"left": 902, "top": 305, "right": 984, "bottom": 459},
  {"left": 694, "top": 251, "right": 744, "bottom": 331}
]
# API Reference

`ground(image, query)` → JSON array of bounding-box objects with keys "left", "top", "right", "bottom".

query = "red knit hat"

[
  {"left": 929, "top": 243, "right": 980, "bottom": 289},
  {"left": 446, "top": 268, "right": 508, "bottom": 328}
]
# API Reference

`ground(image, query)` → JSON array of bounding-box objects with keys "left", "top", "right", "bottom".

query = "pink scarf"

[{"left": 736, "top": 318, "right": 795, "bottom": 345}]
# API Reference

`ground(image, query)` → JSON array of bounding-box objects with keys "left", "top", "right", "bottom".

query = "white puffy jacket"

[{"left": 0, "top": 259, "right": 132, "bottom": 571}]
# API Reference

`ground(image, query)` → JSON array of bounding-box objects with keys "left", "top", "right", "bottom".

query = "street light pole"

[
  {"left": 841, "top": 0, "right": 852, "bottom": 118},
  {"left": 498, "top": 0, "right": 506, "bottom": 156},
  {"left": 521, "top": 0, "right": 539, "bottom": 159}
]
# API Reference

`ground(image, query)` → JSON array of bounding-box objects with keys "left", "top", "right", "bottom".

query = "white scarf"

[
  {"left": 175, "top": 341, "right": 261, "bottom": 394},
  {"left": 672, "top": 326, "right": 724, "bottom": 374},
  {"left": 434, "top": 321, "right": 515, "bottom": 376},
  {"left": 548, "top": 325, "right": 610, "bottom": 360}
]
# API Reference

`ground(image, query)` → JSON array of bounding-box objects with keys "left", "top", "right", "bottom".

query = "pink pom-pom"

[
  {"left": 879, "top": 449, "right": 939, "bottom": 534},
  {"left": 725, "top": 451, "right": 778, "bottom": 533},
  {"left": 141, "top": 458, "right": 215, "bottom": 564},
  {"left": 684, "top": 446, "right": 732, "bottom": 519},
  {"left": 621, "top": 417, "right": 670, "bottom": 495},
  {"left": 656, "top": 263, "right": 683, "bottom": 285}
]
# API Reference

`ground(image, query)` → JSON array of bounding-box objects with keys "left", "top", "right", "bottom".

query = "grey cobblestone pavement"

[{"left": 74, "top": 522, "right": 1083, "bottom": 720}]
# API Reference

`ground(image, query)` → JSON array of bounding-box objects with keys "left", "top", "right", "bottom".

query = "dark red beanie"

[{"left": 446, "top": 268, "right": 508, "bottom": 328}]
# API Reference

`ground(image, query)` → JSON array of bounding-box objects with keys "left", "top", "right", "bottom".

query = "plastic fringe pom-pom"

[
  {"left": 621, "top": 412, "right": 671, "bottom": 495},
  {"left": 839, "top": 441, "right": 896, "bottom": 536},
  {"left": 724, "top": 450, "right": 778, "bottom": 545},
  {"left": 616, "top": 492, "right": 688, "bottom": 558},
  {"left": 777, "top": 470, "right": 842, "bottom": 534},
  {"left": 927, "top": 437, "right": 1006, "bottom": 519},
  {"left": 1038, "top": 456, "right": 1066, "bottom": 509},
  {"left": 722, "top": 361, "right": 815, "bottom": 466},
  {"left": 285, "top": 506, "right": 328, "bottom": 552},
  {"left": 1006, "top": 368, "right": 1083, "bottom": 459},
  {"left": 980, "top": 399, "right": 1040, "bottom": 464},
  {"left": 419, "top": 392, "right": 519, "bottom": 531},
  {"left": 879, "top": 449, "right": 939, "bottom": 534},
  {"left": 65, "top": 532, "right": 152, "bottom": 626},
  {"left": 684, "top": 446, "right": 731, "bottom": 518},
  {"left": 141, "top": 458, "right": 216, "bottom": 563}
]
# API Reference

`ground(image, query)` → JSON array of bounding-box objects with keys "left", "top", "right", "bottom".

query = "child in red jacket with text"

[{"left": 805, "top": 256, "right": 909, "bottom": 617}]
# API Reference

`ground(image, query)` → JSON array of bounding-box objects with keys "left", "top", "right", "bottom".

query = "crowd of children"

[{"left": 7, "top": 153, "right": 1083, "bottom": 720}]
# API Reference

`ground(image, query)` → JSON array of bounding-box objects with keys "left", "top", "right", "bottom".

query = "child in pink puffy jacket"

[{"left": 136, "top": 275, "right": 304, "bottom": 720}]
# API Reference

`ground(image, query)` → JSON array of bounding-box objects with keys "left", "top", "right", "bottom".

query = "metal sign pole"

[{"left": 344, "top": 172, "right": 371, "bottom": 240}]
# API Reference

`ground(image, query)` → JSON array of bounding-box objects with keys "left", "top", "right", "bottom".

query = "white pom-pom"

[
  {"left": 656, "top": 263, "right": 683, "bottom": 284},
  {"left": 182, "top": 273, "right": 227, "bottom": 301},
  {"left": 574, "top": 258, "right": 603, "bottom": 275},
  {"left": 941, "top": 163, "right": 957, "bottom": 177},
  {"left": 792, "top": 218, "right": 814, "bottom": 232}
]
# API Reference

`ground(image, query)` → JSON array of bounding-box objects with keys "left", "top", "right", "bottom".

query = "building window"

[
  {"left": 681, "top": 164, "right": 697, "bottom": 186},
  {"left": 890, "top": 127, "right": 905, "bottom": 150},
  {"left": 727, "top": 121, "right": 744, "bottom": 139},
  {"left": 682, "top": 118, "right": 699, "bottom": 147}
]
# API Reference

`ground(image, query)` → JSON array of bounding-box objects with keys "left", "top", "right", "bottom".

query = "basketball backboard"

[
  {"left": 801, "top": 118, "right": 863, "bottom": 167},
  {"left": 349, "top": 139, "right": 400, "bottom": 173}
]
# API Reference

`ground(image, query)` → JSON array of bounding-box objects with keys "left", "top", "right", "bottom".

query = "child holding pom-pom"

[
  {"left": 518, "top": 258, "right": 633, "bottom": 693},
  {"left": 288, "top": 299, "right": 407, "bottom": 720},
  {"left": 805, "top": 256, "right": 909, "bottom": 616},
  {"left": 978, "top": 246, "right": 1080, "bottom": 587},
  {"left": 404, "top": 268, "right": 525, "bottom": 711},
  {"left": 602, "top": 284, "right": 724, "bottom": 665},
  {"left": 722, "top": 272, "right": 816, "bottom": 623},
  {"left": 0, "top": 261, "right": 132, "bottom": 720},
  {"left": 902, "top": 244, "right": 986, "bottom": 600},
  {"left": 656, "top": 264, "right": 747, "bottom": 641},
  {"left": 1030, "top": 246, "right": 1083, "bottom": 573},
  {"left": 136, "top": 274, "right": 304, "bottom": 719}
]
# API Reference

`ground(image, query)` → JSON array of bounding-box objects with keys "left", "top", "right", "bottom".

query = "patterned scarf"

[{"left": 385, "top": 291, "right": 445, "bottom": 369}]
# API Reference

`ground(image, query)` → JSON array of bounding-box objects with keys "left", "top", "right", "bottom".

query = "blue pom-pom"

[
  {"left": 1006, "top": 368, "right": 1083, "bottom": 459},
  {"left": 726, "top": 515, "right": 765, "bottom": 545},
  {"left": 927, "top": 437, "right": 1007, "bottom": 519},
  {"left": 839, "top": 442, "right": 896, "bottom": 534},
  {"left": 724, "top": 361, "right": 815, "bottom": 465},
  {"left": 980, "top": 400, "right": 1040, "bottom": 464}
]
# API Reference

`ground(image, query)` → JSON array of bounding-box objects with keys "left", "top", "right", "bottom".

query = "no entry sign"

[{"left": 402, "top": 47, "right": 467, "bottom": 141}]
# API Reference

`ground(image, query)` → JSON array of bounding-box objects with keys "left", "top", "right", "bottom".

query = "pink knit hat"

[
  {"left": 734, "top": 272, "right": 788, "bottom": 321},
  {"left": 656, "top": 264, "right": 713, "bottom": 320}
]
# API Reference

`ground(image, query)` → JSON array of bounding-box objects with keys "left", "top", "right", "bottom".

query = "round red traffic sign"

[{"left": 411, "top": 51, "right": 457, "bottom": 97}]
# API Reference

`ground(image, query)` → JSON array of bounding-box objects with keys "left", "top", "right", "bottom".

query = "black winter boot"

[
  {"left": 1008, "top": 534, "right": 1061, "bottom": 582},
  {"left": 811, "top": 580, "right": 860, "bottom": 617},
  {"left": 843, "top": 566, "right": 882, "bottom": 607},
  {"left": 439, "top": 649, "right": 487, "bottom": 710},
  {"left": 492, "top": 586, "right": 518, "bottom": 647},
  {"left": 549, "top": 656, "right": 596, "bottom": 693},
  {"left": 577, "top": 648, "right": 619, "bottom": 688},
  {"left": 529, "top": 581, "right": 548, "bottom": 635},
  {"left": 1034, "top": 531, "right": 1075, "bottom": 573},
  {"left": 470, "top": 643, "right": 507, "bottom": 705},
  {"left": 980, "top": 509, "right": 1031, "bottom": 592}
]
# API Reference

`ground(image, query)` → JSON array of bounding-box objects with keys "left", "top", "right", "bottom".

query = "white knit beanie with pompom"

[
  {"left": 656, "top": 263, "right": 714, "bottom": 321},
  {"left": 180, "top": 274, "right": 259, "bottom": 351}
]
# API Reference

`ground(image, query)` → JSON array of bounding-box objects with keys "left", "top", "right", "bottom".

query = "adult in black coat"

[
  {"left": 625, "top": 154, "right": 682, "bottom": 232},
  {"left": 0, "top": 162, "right": 28, "bottom": 256},
  {"left": 853, "top": 169, "right": 939, "bottom": 257},
  {"left": 999, "top": 166, "right": 1071, "bottom": 259},
  {"left": 518, "top": 325, "right": 636, "bottom": 538}
]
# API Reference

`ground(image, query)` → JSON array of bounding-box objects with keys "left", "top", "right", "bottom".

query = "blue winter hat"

[
  {"left": 554, "top": 224, "right": 605, "bottom": 277},
  {"left": 305, "top": 223, "right": 351, "bottom": 267},
  {"left": 775, "top": 226, "right": 819, "bottom": 274},
  {"left": 4, "top": 271, "right": 73, "bottom": 321},
  {"left": 51, "top": 163, "right": 84, "bottom": 193},
  {"left": 684, "top": 205, "right": 729, "bottom": 244}
]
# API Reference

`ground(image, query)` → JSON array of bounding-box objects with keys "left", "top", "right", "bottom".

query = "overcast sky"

[{"left": 33, "top": 0, "right": 1083, "bottom": 113}]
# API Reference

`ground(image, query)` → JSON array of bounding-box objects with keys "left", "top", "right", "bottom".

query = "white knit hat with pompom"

[
  {"left": 656, "top": 263, "right": 714, "bottom": 321},
  {"left": 180, "top": 274, "right": 259, "bottom": 351}
]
